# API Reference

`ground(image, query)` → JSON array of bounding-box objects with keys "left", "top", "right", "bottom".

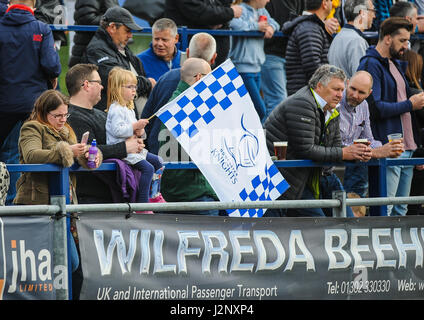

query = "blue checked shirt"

[{"left": 338, "top": 93, "right": 382, "bottom": 149}]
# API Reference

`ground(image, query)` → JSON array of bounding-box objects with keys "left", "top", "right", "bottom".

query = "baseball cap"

[{"left": 102, "top": 6, "right": 142, "bottom": 31}]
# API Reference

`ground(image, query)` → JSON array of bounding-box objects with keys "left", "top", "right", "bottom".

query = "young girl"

[
  {"left": 106, "top": 67, "right": 165, "bottom": 207},
  {"left": 229, "top": 0, "right": 279, "bottom": 122}
]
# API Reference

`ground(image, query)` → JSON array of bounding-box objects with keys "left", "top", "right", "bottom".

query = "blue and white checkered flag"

[{"left": 156, "top": 59, "right": 289, "bottom": 217}]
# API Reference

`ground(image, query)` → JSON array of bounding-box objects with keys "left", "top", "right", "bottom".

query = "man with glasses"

[
  {"left": 84, "top": 6, "right": 155, "bottom": 116},
  {"left": 0, "top": 0, "right": 61, "bottom": 204},
  {"left": 328, "top": 0, "right": 376, "bottom": 78},
  {"left": 66, "top": 63, "right": 145, "bottom": 205},
  {"left": 264, "top": 65, "right": 372, "bottom": 217}
]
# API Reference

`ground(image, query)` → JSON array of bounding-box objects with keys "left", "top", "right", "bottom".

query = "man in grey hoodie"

[{"left": 328, "top": 0, "right": 376, "bottom": 78}]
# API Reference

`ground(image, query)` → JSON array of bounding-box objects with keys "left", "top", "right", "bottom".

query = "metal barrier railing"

[
  {"left": 4, "top": 158, "right": 424, "bottom": 216},
  {"left": 49, "top": 24, "right": 424, "bottom": 51},
  {"left": 2, "top": 159, "right": 424, "bottom": 301}
]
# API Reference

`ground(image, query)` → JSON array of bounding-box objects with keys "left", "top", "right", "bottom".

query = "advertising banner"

[
  {"left": 77, "top": 212, "right": 424, "bottom": 300},
  {"left": 0, "top": 216, "right": 61, "bottom": 300}
]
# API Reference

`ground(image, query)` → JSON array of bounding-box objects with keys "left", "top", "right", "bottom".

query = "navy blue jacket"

[
  {"left": 0, "top": 0, "right": 7, "bottom": 17},
  {"left": 141, "top": 68, "right": 181, "bottom": 154},
  {"left": 0, "top": 5, "right": 61, "bottom": 114},
  {"left": 357, "top": 46, "right": 420, "bottom": 145},
  {"left": 137, "top": 43, "right": 182, "bottom": 81}
]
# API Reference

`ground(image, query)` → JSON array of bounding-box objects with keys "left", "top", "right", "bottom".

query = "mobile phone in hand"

[{"left": 81, "top": 131, "right": 89, "bottom": 144}]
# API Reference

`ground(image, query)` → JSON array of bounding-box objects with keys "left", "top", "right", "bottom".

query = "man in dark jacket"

[
  {"left": 0, "top": 0, "right": 8, "bottom": 17},
  {"left": 264, "top": 65, "right": 371, "bottom": 217},
  {"left": 69, "top": 0, "right": 119, "bottom": 68},
  {"left": 357, "top": 17, "right": 424, "bottom": 216},
  {"left": 84, "top": 6, "right": 154, "bottom": 114},
  {"left": 0, "top": 0, "right": 61, "bottom": 148},
  {"left": 165, "top": 0, "right": 242, "bottom": 67},
  {"left": 261, "top": 0, "right": 305, "bottom": 119},
  {"left": 283, "top": 0, "right": 333, "bottom": 96},
  {"left": 66, "top": 63, "right": 145, "bottom": 204}
]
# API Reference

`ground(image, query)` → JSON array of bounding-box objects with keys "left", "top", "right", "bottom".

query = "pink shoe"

[
  {"left": 136, "top": 211, "right": 154, "bottom": 214},
  {"left": 149, "top": 193, "right": 166, "bottom": 203}
]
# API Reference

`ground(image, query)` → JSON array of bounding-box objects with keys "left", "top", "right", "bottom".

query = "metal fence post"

[
  {"left": 180, "top": 26, "right": 189, "bottom": 50},
  {"left": 49, "top": 166, "right": 71, "bottom": 300},
  {"left": 50, "top": 195, "right": 68, "bottom": 300},
  {"left": 332, "top": 190, "right": 347, "bottom": 217}
]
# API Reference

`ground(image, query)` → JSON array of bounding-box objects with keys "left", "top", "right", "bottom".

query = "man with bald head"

[
  {"left": 158, "top": 57, "right": 219, "bottom": 215},
  {"left": 141, "top": 32, "right": 217, "bottom": 155},
  {"left": 339, "top": 71, "right": 404, "bottom": 207}
]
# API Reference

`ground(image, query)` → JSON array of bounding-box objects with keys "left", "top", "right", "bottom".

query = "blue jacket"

[
  {"left": 137, "top": 43, "right": 182, "bottom": 81},
  {"left": 141, "top": 68, "right": 181, "bottom": 154},
  {"left": 0, "top": 0, "right": 7, "bottom": 17},
  {"left": 0, "top": 5, "right": 61, "bottom": 114},
  {"left": 357, "top": 46, "right": 420, "bottom": 145}
]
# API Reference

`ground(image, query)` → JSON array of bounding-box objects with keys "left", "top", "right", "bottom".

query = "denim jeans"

[
  {"left": 386, "top": 150, "right": 414, "bottom": 216},
  {"left": 0, "top": 120, "right": 23, "bottom": 205},
  {"left": 343, "top": 163, "right": 369, "bottom": 198},
  {"left": 285, "top": 186, "right": 326, "bottom": 217},
  {"left": 320, "top": 173, "right": 354, "bottom": 217},
  {"left": 133, "top": 153, "right": 163, "bottom": 203},
  {"left": 166, "top": 195, "right": 219, "bottom": 216},
  {"left": 260, "top": 54, "right": 287, "bottom": 119},
  {"left": 240, "top": 72, "right": 266, "bottom": 122}
]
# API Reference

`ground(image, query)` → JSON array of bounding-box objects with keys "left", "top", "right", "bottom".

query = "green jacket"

[{"left": 159, "top": 81, "right": 218, "bottom": 202}]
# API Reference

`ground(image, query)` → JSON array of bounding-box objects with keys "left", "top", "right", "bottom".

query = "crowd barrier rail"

[
  {"left": 1, "top": 159, "right": 424, "bottom": 300},
  {"left": 49, "top": 24, "right": 424, "bottom": 51}
]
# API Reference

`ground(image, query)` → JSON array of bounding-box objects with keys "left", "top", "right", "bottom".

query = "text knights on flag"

[{"left": 156, "top": 59, "right": 289, "bottom": 217}]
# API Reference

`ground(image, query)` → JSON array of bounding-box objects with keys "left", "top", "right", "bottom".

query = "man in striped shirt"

[{"left": 339, "top": 71, "right": 404, "bottom": 200}]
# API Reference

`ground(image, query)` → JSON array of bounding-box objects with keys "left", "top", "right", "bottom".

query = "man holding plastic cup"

[
  {"left": 264, "top": 65, "right": 371, "bottom": 217},
  {"left": 339, "top": 71, "right": 404, "bottom": 211},
  {"left": 357, "top": 17, "right": 424, "bottom": 216}
]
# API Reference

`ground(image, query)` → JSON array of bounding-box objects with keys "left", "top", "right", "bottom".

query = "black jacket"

[
  {"left": 35, "top": 0, "right": 67, "bottom": 46},
  {"left": 69, "top": 0, "right": 118, "bottom": 67},
  {"left": 165, "top": 0, "right": 234, "bottom": 29},
  {"left": 165, "top": 0, "right": 235, "bottom": 66},
  {"left": 264, "top": 0, "right": 305, "bottom": 58},
  {"left": 84, "top": 27, "right": 152, "bottom": 112},
  {"left": 264, "top": 86, "right": 343, "bottom": 200},
  {"left": 68, "top": 104, "right": 127, "bottom": 203},
  {"left": 283, "top": 14, "right": 332, "bottom": 96}
]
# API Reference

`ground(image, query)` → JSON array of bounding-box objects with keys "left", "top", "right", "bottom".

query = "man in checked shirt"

[{"left": 339, "top": 71, "right": 404, "bottom": 206}]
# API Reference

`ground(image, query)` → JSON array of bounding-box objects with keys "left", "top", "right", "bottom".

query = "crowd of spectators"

[{"left": 1, "top": 0, "right": 424, "bottom": 221}]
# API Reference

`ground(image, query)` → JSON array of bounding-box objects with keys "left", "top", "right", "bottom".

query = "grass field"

[{"left": 58, "top": 33, "right": 152, "bottom": 95}]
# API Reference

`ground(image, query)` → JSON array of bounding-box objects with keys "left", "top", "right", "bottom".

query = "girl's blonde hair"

[{"left": 106, "top": 67, "right": 137, "bottom": 111}]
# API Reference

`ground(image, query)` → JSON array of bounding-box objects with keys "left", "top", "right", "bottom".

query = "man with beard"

[
  {"left": 339, "top": 71, "right": 404, "bottom": 215},
  {"left": 264, "top": 65, "right": 372, "bottom": 217},
  {"left": 358, "top": 17, "right": 424, "bottom": 216}
]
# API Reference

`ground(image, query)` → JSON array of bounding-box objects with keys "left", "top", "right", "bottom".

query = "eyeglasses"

[
  {"left": 48, "top": 112, "right": 71, "bottom": 119},
  {"left": 81, "top": 79, "right": 102, "bottom": 86},
  {"left": 123, "top": 85, "right": 137, "bottom": 90},
  {"left": 367, "top": 8, "right": 377, "bottom": 13}
]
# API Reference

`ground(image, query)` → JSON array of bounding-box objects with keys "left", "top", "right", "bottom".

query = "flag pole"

[{"left": 147, "top": 114, "right": 156, "bottom": 121}]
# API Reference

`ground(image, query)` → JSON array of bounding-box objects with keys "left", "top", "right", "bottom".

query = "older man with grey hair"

[
  {"left": 328, "top": 0, "right": 376, "bottom": 78},
  {"left": 137, "top": 18, "right": 182, "bottom": 81},
  {"left": 264, "top": 64, "right": 372, "bottom": 217}
]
